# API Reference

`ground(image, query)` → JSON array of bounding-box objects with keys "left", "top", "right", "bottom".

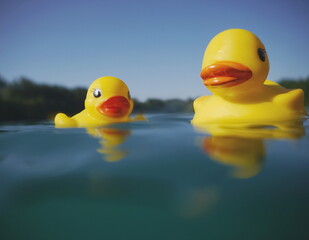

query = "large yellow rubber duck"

[
  {"left": 54, "top": 76, "right": 134, "bottom": 127},
  {"left": 192, "top": 29, "right": 306, "bottom": 125}
]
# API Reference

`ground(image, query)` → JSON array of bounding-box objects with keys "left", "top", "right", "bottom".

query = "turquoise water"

[{"left": 0, "top": 114, "right": 308, "bottom": 240}]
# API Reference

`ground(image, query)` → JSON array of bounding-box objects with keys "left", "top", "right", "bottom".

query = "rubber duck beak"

[
  {"left": 201, "top": 61, "right": 252, "bottom": 87},
  {"left": 97, "top": 96, "right": 130, "bottom": 118}
]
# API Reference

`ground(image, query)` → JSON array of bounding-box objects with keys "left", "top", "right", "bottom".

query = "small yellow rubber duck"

[
  {"left": 54, "top": 76, "right": 134, "bottom": 127},
  {"left": 192, "top": 29, "right": 306, "bottom": 125}
]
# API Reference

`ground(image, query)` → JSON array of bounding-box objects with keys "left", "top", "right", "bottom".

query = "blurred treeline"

[
  {"left": 0, "top": 76, "right": 193, "bottom": 122},
  {"left": 1, "top": 76, "right": 308, "bottom": 123},
  {"left": 0, "top": 77, "right": 86, "bottom": 122}
]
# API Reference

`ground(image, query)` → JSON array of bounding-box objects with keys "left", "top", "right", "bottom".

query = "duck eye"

[
  {"left": 258, "top": 48, "right": 266, "bottom": 62},
  {"left": 93, "top": 88, "right": 102, "bottom": 98},
  {"left": 128, "top": 91, "right": 131, "bottom": 100}
]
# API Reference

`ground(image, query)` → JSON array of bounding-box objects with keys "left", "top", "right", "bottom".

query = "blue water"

[{"left": 0, "top": 114, "right": 308, "bottom": 240}]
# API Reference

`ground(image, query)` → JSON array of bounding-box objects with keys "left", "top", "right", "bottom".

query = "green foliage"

[
  {"left": 0, "top": 76, "right": 194, "bottom": 122},
  {"left": 1, "top": 75, "right": 308, "bottom": 122},
  {"left": 0, "top": 77, "right": 87, "bottom": 122},
  {"left": 133, "top": 98, "right": 193, "bottom": 113}
]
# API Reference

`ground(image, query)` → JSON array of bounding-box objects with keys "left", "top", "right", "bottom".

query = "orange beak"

[
  {"left": 201, "top": 61, "right": 252, "bottom": 87},
  {"left": 97, "top": 96, "right": 130, "bottom": 118}
]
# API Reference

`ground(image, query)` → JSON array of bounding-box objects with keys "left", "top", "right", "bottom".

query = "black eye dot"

[
  {"left": 128, "top": 91, "right": 131, "bottom": 100},
  {"left": 258, "top": 48, "right": 266, "bottom": 62},
  {"left": 93, "top": 88, "right": 102, "bottom": 98}
]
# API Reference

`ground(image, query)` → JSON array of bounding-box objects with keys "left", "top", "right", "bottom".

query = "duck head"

[
  {"left": 85, "top": 76, "right": 133, "bottom": 120},
  {"left": 201, "top": 29, "right": 269, "bottom": 98}
]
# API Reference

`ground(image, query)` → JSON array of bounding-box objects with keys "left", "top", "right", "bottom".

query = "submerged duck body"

[
  {"left": 191, "top": 29, "right": 306, "bottom": 125},
  {"left": 55, "top": 76, "right": 134, "bottom": 128}
]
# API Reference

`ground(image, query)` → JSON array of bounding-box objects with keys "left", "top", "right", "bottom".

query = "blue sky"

[{"left": 0, "top": 0, "right": 308, "bottom": 100}]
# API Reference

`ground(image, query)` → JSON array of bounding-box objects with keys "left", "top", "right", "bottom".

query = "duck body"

[
  {"left": 191, "top": 29, "right": 306, "bottom": 125},
  {"left": 55, "top": 109, "right": 131, "bottom": 128},
  {"left": 193, "top": 80, "right": 306, "bottom": 124},
  {"left": 55, "top": 76, "right": 134, "bottom": 128}
]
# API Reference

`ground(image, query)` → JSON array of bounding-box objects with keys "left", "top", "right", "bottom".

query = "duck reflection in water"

[
  {"left": 87, "top": 127, "right": 131, "bottom": 162},
  {"left": 84, "top": 114, "right": 146, "bottom": 161},
  {"left": 195, "top": 120, "right": 306, "bottom": 178}
]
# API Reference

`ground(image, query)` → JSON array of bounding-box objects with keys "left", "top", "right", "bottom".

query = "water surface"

[{"left": 0, "top": 114, "right": 308, "bottom": 240}]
